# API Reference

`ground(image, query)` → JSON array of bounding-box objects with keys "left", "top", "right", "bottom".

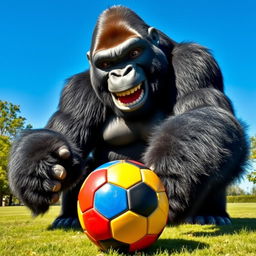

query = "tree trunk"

[
  {"left": 0, "top": 195, "right": 3, "bottom": 206},
  {"left": 8, "top": 194, "right": 13, "bottom": 206}
]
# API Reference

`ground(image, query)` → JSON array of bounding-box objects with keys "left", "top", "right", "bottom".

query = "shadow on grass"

[
  {"left": 46, "top": 217, "right": 255, "bottom": 255},
  {"left": 185, "top": 218, "right": 256, "bottom": 237},
  {"left": 143, "top": 238, "right": 209, "bottom": 255},
  {"left": 47, "top": 225, "right": 82, "bottom": 231}
]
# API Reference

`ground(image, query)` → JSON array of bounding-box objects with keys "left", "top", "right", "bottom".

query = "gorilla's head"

[{"left": 87, "top": 6, "right": 175, "bottom": 119}]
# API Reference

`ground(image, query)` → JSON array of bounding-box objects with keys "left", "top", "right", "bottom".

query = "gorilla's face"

[
  {"left": 88, "top": 10, "right": 170, "bottom": 118},
  {"left": 95, "top": 37, "right": 152, "bottom": 112}
]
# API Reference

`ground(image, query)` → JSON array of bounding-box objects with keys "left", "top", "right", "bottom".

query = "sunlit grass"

[{"left": 0, "top": 204, "right": 256, "bottom": 256}]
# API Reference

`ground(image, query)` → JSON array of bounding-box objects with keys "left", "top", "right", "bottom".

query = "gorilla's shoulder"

[
  {"left": 63, "top": 71, "right": 92, "bottom": 95},
  {"left": 60, "top": 71, "right": 98, "bottom": 104},
  {"left": 59, "top": 71, "right": 106, "bottom": 120}
]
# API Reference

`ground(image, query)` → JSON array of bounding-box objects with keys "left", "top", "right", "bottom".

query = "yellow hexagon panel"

[
  {"left": 108, "top": 162, "right": 142, "bottom": 189},
  {"left": 111, "top": 211, "right": 147, "bottom": 244},
  {"left": 77, "top": 201, "right": 86, "bottom": 230},
  {"left": 147, "top": 207, "right": 167, "bottom": 234},
  {"left": 157, "top": 192, "right": 169, "bottom": 217},
  {"left": 148, "top": 192, "right": 169, "bottom": 234},
  {"left": 141, "top": 169, "right": 165, "bottom": 192}
]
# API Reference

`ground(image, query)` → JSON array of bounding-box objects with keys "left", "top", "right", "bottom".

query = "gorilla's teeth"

[
  {"left": 117, "top": 89, "right": 144, "bottom": 107},
  {"left": 115, "top": 83, "right": 142, "bottom": 97},
  {"left": 111, "top": 81, "right": 147, "bottom": 112}
]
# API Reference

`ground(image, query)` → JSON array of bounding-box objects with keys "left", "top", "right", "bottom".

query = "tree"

[
  {"left": 250, "top": 136, "right": 256, "bottom": 159},
  {"left": 227, "top": 185, "right": 246, "bottom": 196},
  {"left": 247, "top": 136, "right": 256, "bottom": 184},
  {"left": 251, "top": 186, "right": 256, "bottom": 195},
  {"left": 0, "top": 135, "right": 10, "bottom": 204},
  {"left": 0, "top": 100, "right": 32, "bottom": 206}
]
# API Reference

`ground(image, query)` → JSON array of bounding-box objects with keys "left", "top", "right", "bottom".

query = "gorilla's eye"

[
  {"left": 129, "top": 48, "right": 142, "bottom": 59},
  {"left": 98, "top": 61, "right": 112, "bottom": 69}
]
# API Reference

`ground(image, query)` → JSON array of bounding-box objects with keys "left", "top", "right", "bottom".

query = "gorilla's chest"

[{"left": 102, "top": 112, "right": 165, "bottom": 146}]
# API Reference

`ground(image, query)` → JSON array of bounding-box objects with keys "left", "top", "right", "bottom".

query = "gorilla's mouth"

[{"left": 111, "top": 82, "right": 148, "bottom": 111}]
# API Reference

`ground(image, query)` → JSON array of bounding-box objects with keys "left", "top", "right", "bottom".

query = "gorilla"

[{"left": 8, "top": 6, "right": 248, "bottom": 228}]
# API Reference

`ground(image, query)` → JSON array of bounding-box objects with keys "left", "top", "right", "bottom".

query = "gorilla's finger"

[
  {"left": 52, "top": 164, "right": 67, "bottom": 180},
  {"left": 51, "top": 193, "right": 60, "bottom": 204},
  {"left": 43, "top": 180, "right": 61, "bottom": 192},
  {"left": 58, "top": 145, "right": 71, "bottom": 159},
  {"left": 149, "top": 165, "right": 155, "bottom": 171},
  {"left": 52, "top": 182, "right": 62, "bottom": 192}
]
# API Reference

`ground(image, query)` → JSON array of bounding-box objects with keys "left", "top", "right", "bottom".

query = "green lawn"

[{"left": 0, "top": 204, "right": 256, "bottom": 256}]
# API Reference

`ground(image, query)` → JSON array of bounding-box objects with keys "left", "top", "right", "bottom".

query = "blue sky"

[{"left": 1, "top": 0, "right": 255, "bottom": 190}]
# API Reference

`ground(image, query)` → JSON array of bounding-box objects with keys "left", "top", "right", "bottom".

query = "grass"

[{"left": 0, "top": 204, "right": 256, "bottom": 256}]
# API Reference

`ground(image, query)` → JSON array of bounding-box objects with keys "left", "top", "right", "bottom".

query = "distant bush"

[
  {"left": 227, "top": 195, "right": 256, "bottom": 203},
  {"left": 227, "top": 185, "right": 246, "bottom": 196}
]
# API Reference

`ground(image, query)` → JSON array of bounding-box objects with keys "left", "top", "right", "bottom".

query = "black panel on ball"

[{"left": 128, "top": 182, "right": 158, "bottom": 217}]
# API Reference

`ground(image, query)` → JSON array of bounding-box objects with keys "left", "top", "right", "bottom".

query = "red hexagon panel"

[
  {"left": 83, "top": 208, "right": 111, "bottom": 241},
  {"left": 129, "top": 234, "right": 159, "bottom": 252}
]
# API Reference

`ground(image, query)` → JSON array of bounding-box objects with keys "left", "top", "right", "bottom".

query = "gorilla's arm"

[
  {"left": 144, "top": 42, "right": 248, "bottom": 223},
  {"left": 46, "top": 72, "right": 106, "bottom": 155},
  {"left": 143, "top": 101, "right": 248, "bottom": 223},
  {"left": 8, "top": 72, "right": 106, "bottom": 215}
]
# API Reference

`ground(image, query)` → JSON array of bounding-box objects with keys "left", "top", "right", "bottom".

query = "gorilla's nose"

[
  {"left": 108, "top": 65, "right": 138, "bottom": 92},
  {"left": 109, "top": 65, "right": 133, "bottom": 77}
]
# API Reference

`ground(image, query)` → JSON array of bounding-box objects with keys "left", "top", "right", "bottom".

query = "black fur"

[
  {"left": 8, "top": 129, "right": 84, "bottom": 215},
  {"left": 8, "top": 6, "right": 248, "bottom": 227},
  {"left": 143, "top": 107, "right": 247, "bottom": 222}
]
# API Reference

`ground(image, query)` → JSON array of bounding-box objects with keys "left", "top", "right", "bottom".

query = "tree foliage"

[
  {"left": 0, "top": 101, "right": 32, "bottom": 138},
  {"left": 0, "top": 100, "right": 32, "bottom": 205},
  {"left": 248, "top": 136, "right": 256, "bottom": 184},
  {"left": 250, "top": 136, "right": 256, "bottom": 160},
  {"left": 248, "top": 136, "right": 256, "bottom": 182},
  {"left": 0, "top": 136, "right": 10, "bottom": 196},
  {"left": 248, "top": 172, "right": 256, "bottom": 184}
]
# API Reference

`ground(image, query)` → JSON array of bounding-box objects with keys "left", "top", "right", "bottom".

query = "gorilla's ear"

[
  {"left": 148, "top": 27, "right": 160, "bottom": 46},
  {"left": 86, "top": 51, "right": 91, "bottom": 64}
]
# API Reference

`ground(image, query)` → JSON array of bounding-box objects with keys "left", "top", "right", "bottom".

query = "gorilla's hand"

[{"left": 8, "top": 129, "right": 83, "bottom": 215}]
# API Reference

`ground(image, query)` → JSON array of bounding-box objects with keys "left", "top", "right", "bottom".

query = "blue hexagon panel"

[{"left": 94, "top": 183, "right": 128, "bottom": 219}]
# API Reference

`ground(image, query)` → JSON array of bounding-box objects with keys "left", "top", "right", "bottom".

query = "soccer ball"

[{"left": 77, "top": 160, "right": 169, "bottom": 252}]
